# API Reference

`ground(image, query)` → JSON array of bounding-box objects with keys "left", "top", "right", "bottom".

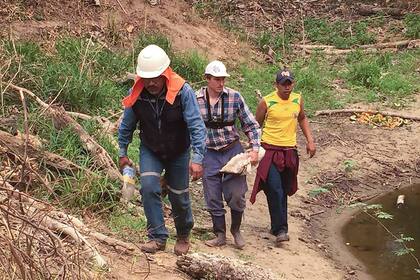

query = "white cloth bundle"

[{"left": 219, "top": 147, "right": 265, "bottom": 175}]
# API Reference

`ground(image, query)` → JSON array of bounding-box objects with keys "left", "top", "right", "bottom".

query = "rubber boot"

[
  {"left": 230, "top": 210, "right": 245, "bottom": 249},
  {"left": 205, "top": 215, "right": 226, "bottom": 247}
]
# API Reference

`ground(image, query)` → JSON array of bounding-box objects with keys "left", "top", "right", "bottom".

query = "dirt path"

[{"left": 138, "top": 96, "right": 420, "bottom": 280}]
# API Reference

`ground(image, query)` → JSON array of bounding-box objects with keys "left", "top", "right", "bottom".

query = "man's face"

[
  {"left": 276, "top": 80, "right": 295, "bottom": 95},
  {"left": 143, "top": 76, "right": 165, "bottom": 95},
  {"left": 206, "top": 76, "right": 225, "bottom": 94}
]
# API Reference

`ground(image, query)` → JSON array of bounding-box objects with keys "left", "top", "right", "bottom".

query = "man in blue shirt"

[{"left": 118, "top": 45, "right": 206, "bottom": 255}]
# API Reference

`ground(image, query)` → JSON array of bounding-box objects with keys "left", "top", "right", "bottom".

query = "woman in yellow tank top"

[{"left": 250, "top": 68, "right": 316, "bottom": 247}]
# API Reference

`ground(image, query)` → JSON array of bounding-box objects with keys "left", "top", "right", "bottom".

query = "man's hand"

[
  {"left": 306, "top": 141, "right": 316, "bottom": 158},
  {"left": 248, "top": 150, "right": 259, "bottom": 166},
  {"left": 119, "top": 156, "right": 132, "bottom": 171},
  {"left": 190, "top": 162, "right": 203, "bottom": 181}
]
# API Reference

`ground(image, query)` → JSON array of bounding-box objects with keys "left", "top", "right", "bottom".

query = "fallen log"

[
  {"left": 48, "top": 106, "right": 121, "bottom": 180},
  {"left": 0, "top": 115, "right": 18, "bottom": 135},
  {"left": 1, "top": 182, "right": 108, "bottom": 272},
  {"left": 176, "top": 253, "right": 278, "bottom": 280},
  {"left": 314, "top": 109, "right": 420, "bottom": 121},
  {"left": 6, "top": 84, "right": 121, "bottom": 181},
  {"left": 358, "top": 40, "right": 419, "bottom": 50},
  {"left": 37, "top": 213, "right": 108, "bottom": 270},
  {"left": 358, "top": 5, "right": 404, "bottom": 17},
  {"left": 50, "top": 211, "right": 137, "bottom": 251},
  {"left": 292, "top": 39, "right": 419, "bottom": 54},
  {"left": 0, "top": 130, "right": 90, "bottom": 174},
  {"left": 2, "top": 184, "right": 136, "bottom": 253},
  {"left": 67, "top": 111, "right": 119, "bottom": 136}
]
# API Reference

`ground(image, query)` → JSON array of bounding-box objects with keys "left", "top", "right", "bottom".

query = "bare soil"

[
  {"left": 0, "top": 0, "right": 254, "bottom": 63},
  {"left": 1, "top": 1, "right": 419, "bottom": 279}
]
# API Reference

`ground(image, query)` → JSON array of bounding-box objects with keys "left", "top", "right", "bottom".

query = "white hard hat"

[
  {"left": 136, "top": 44, "right": 171, "bottom": 78},
  {"left": 204, "top": 60, "right": 230, "bottom": 77}
]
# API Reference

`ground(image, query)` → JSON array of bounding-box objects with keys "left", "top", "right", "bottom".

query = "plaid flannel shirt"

[{"left": 196, "top": 87, "right": 261, "bottom": 151}]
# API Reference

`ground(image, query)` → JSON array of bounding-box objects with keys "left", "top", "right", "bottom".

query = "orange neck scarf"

[{"left": 122, "top": 67, "right": 185, "bottom": 108}]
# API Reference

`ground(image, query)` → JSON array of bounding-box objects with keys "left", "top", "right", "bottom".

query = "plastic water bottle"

[{"left": 121, "top": 166, "right": 138, "bottom": 202}]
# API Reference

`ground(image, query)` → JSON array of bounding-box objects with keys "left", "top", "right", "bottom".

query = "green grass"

[
  {"left": 404, "top": 13, "right": 420, "bottom": 39},
  {"left": 343, "top": 50, "right": 419, "bottom": 105},
  {"left": 109, "top": 207, "right": 147, "bottom": 242},
  {"left": 2, "top": 31, "right": 419, "bottom": 221},
  {"left": 51, "top": 171, "right": 120, "bottom": 212},
  {"left": 304, "top": 18, "right": 377, "bottom": 48}
]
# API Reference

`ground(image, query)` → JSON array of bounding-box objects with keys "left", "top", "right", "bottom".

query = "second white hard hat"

[
  {"left": 204, "top": 60, "right": 230, "bottom": 77},
  {"left": 136, "top": 44, "right": 171, "bottom": 78}
]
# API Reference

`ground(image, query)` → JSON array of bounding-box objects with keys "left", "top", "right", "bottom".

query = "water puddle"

[{"left": 342, "top": 184, "right": 420, "bottom": 280}]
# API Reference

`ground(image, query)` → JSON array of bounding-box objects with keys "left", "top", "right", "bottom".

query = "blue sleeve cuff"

[
  {"left": 119, "top": 147, "right": 128, "bottom": 157},
  {"left": 191, "top": 153, "right": 203, "bottom": 165}
]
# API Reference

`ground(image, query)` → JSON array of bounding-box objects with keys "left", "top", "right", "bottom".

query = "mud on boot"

[
  {"left": 205, "top": 232, "right": 226, "bottom": 247},
  {"left": 141, "top": 240, "right": 166, "bottom": 253},
  {"left": 174, "top": 236, "right": 190, "bottom": 255},
  {"left": 205, "top": 215, "right": 226, "bottom": 247},
  {"left": 231, "top": 210, "right": 245, "bottom": 249},
  {"left": 275, "top": 232, "right": 290, "bottom": 247}
]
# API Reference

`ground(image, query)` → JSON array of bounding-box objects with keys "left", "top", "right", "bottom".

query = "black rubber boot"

[
  {"left": 230, "top": 210, "right": 245, "bottom": 249},
  {"left": 205, "top": 215, "right": 226, "bottom": 247}
]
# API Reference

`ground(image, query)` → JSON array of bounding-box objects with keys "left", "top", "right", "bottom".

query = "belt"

[{"left": 217, "top": 139, "right": 240, "bottom": 152}]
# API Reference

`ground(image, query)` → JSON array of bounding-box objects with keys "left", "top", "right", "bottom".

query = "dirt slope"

[{"left": 1, "top": 0, "right": 252, "bottom": 62}]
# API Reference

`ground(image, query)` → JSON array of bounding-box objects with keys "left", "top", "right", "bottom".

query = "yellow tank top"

[{"left": 261, "top": 91, "right": 301, "bottom": 147}]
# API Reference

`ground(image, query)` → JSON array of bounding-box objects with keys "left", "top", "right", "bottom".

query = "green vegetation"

[
  {"left": 308, "top": 185, "right": 332, "bottom": 197},
  {"left": 344, "top": 159, "right": 357, "bottom": 173},
  {"left": 303, "top": 18, "right": 376, "bottom": 48},
  {"left": 404, "top": 13, "right": 420, "bottom": 39},
  {"left": 2, "top": 24, "right": 418, "bottom": 238},
  {"left": 109, "top": 207, "right": 147, "bottom": 242}
]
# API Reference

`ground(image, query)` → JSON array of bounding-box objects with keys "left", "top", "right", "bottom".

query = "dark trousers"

[
  {"left": 263, "top": 163, "right": 288, "bottom": 235},
  {"left": 202, "top": 141, "right": 247, "bottom": 217}
]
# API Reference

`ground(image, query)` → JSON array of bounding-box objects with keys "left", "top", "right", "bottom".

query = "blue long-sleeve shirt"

[{"left": 118, "top": 83, "right": 207, "bottom": 164}]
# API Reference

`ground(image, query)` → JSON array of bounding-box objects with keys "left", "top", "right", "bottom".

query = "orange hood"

[{"left": 122, "top": 67, "right": 185, "bottom": 108}]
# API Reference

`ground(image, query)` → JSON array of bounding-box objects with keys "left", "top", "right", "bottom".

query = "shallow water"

[{"left": 342, "top": 184, "right": 420, "bottom": 280}]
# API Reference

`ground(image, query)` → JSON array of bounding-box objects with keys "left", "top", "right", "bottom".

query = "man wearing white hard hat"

[
  {"left": 196, "top": 60, "right": 261, "bottom": 249},
  {"left": 118, "top": 45, "right": 206, "bottom": 255}
]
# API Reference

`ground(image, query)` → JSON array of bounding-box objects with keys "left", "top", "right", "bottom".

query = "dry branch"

[
  {"left": 0, "top": 130, "right": 89, "bottom": 174},
  {"left": 314, "top": 109, "right": 420, "bottom": 121},
  {"left": 1, "top": 183, "right": 108, "bottom": 271},
  {"left": 67, "top": 111, "right": 119, "bottom": 135},
  {"left": 6, "top": 84, "right": 121, "bottom": 181},
  {"left": 177, "top": 253, "right": 278, "bottom": 280},
  {"left": 51, "top": 212, "right": 136, "bottom": 252},
  {"left": 37, "top": 214, "right": 108, "bottom": 270},
  {"left": 291, "top": 39, "right": 420, "bottom": 54}
]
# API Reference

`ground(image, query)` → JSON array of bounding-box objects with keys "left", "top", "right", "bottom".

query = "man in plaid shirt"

[{"left": 196, "top": 60, "right": 260, "bottom": 249}]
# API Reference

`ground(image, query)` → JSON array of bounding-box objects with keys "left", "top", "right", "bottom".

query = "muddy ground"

[
  {"left": 142, "top": 95, "right": 419, "bottom": 280},
  {"left": 1, "top": 0, "right": 419, "bottom": 279}
]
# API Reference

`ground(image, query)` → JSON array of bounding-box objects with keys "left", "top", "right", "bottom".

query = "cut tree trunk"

[
  {"left": 177, "top": 253, "right": 278, "bottom": 280},
  {"left": 314, "top": 109, "right": 420, "bottom": 121}
]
